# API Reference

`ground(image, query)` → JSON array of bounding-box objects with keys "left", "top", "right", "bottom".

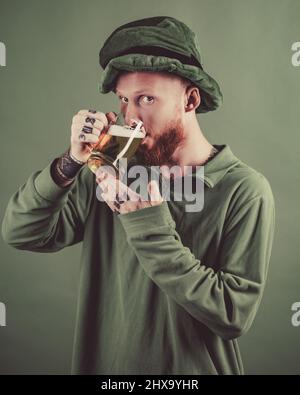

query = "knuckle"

[
  {"left": 87, "top": 134, "right": 98, "bottom": 142},
  {"left": 98, "top": 112, "right": 109, "bottom": 126},
  {"left": 96, "top": 119, "right": 105, "bottom": 129},
  {"left": 93, "top": 129, "right": 101, "bottom": 137}
]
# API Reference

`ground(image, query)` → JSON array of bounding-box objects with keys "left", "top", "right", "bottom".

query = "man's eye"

[
  {"left": 119, "top": 96, "right": 128, "bottom": 104},
  {"left": 118, "top": 95, "right": 154, "bottom": 104},
  {"left": 140, "top": 96, "right": 154, "bottom": 104}
]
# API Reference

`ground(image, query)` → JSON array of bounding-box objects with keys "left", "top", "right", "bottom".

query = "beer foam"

[{"left": 108, "top": 124, "right": 145, "bottom": 138}]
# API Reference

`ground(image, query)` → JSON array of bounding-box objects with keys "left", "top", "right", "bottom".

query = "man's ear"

[{"left": 185, "top": 85, "right": 201, "bottom": 112}]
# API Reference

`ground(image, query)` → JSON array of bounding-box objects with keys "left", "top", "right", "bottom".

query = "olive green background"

[{"left": 0, "top": 0, "right": 299, "bottom": 374}]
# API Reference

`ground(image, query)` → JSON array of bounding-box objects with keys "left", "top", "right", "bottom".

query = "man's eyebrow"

[{"left": 115, "top": 89, "right": 154, "bottom": 95}]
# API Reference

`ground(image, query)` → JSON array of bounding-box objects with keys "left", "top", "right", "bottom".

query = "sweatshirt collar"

[
  {"left": 193, "top": 144, "right": 241, "bottom": 188},
  {"left": 128, "top": 144, "right": 240, "bottom": 189}
]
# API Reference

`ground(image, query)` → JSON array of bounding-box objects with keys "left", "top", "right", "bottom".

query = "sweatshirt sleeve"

[
  {"left": 1, "top": 159, "right": 94, "bottom": 253},
  {"left": 118, "top": 191, "right": 275, "bottom": 340}
]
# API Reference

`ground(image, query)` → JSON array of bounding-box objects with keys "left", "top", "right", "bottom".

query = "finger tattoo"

[
  {"left": 82, "top": 125, "right": 93, "bottom": 133},
  {"left": 85, "top": 117, "right": 96, "bottom": 125}
]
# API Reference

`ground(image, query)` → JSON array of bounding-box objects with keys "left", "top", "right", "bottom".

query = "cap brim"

[{"left": 98, "top": 54, "right": 223, "bottom": 113}]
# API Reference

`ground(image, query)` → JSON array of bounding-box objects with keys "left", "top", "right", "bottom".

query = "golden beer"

[{"left": 87, "top": 116, "right": 146, "bottom": 175}]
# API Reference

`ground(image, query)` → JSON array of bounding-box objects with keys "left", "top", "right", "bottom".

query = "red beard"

[{"left": 135, "top": 119, "right": 186, "bottom": 167}]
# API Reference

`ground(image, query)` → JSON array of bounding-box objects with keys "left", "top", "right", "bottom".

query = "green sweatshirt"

[{"left": 1, "top": 144, "right": 275, "bottom": 375}]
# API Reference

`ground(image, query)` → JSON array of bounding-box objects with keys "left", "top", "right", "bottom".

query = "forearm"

[
  {"left": 1, "top": 149, "right": 87, "bottom": 251},
  {"left": 119, "top": 201, "right": 273, "bottom": 340}
]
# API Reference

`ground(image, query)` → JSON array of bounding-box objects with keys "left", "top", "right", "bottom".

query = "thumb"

[{"left": 147, "top": 180, "right": 163, "bottom": 205}]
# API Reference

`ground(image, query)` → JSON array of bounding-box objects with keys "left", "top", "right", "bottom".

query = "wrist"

[
  {"left": 69, "top": 149, "right": 86, "bottom": 165},
  {"left": 51, "top": 148, "right": 84, "bottom": 187},
  {"left": 51, "top": 159, "right": 73, "bottom": 187}
]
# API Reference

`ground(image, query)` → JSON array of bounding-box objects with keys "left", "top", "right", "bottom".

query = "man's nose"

[{"left": 124, "top": 107, "right": 142, "bottom": 126}]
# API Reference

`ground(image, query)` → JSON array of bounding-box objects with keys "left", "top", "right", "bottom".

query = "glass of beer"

[{"left": 87, "top": 113, "right": 146, "bottom": 176}]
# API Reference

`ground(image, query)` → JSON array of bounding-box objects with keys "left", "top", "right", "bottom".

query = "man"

[{"left": 1, "top": 16, "right": 275, "bottom": 375}]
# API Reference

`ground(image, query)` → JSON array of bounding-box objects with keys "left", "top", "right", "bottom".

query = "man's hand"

[
  {"left": 70, "top": 109, "right": 117, "bottom": 163},
  {"left": 96, "top": 168, "right": 164, "bottom": 214}
]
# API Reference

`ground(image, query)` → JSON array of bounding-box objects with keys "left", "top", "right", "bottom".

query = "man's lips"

[
  {"left": 140, "top": 137, "right": 149, "bottom": 147},
  {"left": 141, "top": 125, "right": 151, "bottom": 141},
  {"left": 130, "top": 120, "right": 146, "bottom": 135}
]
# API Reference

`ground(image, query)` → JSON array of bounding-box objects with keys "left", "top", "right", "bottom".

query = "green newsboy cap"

[{"left": 98, "top": 16, "right": 223, "bottom": 113}]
